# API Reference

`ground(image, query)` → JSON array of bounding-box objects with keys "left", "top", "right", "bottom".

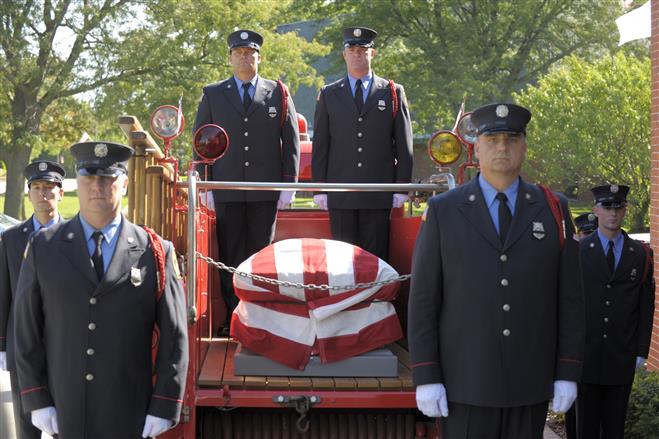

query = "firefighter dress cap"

[
  {"left": 70, "top": 142, "right": 134, "bottom": 177},
  {"left": 590, "top": 184, "right": 629, "bottom": 208},
  {"left": 23, "top": 160, "right": 65, "bottom": 186},
  {"left": 471, "top": 103, "right": 532, "bottom": 135},
  {"left": 343, "top": 27, "right": 378, "bottom": 47},
  {"left": 228, "top": 29, "right": 263, "bottom": 52},
  {"left": 574, "top": 212, "right": 598, "bottom": 235}
]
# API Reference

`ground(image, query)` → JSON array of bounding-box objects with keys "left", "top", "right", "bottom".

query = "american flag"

[{"left": 230, "top": 238, "right": 404, "bottom": 370}]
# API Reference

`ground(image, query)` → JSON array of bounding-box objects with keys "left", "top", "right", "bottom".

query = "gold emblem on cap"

[
  {"left": 38, "top": 162, "right": 48, "bottom": 172},
  {"left": 495, "top": 105, "right": 509, "bottom": 118},
  {"left": 94, "top": 143, "right": 108, "bottom": 158},
  {"left": 353, "top": 28, "right": 362, "bottom": 37},
  {"left": 240, "top": 31, "right": 248, "bottom": 40},
  {"left": 610, "top": 184, "right": 618, "bottom": 193}
]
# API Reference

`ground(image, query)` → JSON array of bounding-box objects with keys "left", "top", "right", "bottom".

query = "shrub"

[{"left": 624, "top": 369, "right": 659, "bottom": 438}]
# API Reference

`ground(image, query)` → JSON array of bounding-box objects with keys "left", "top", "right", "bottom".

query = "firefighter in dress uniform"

[
  {"left": 13, "top": 142, "right": 188, "bottom": 439},
  {"left": 0, "top": 161, "right": 65, "bottom": 439},
  {"left": 575, "top": 212, "right": 599, "bottom": 238},
  {"left": 193, "top": 29, "right": 300, "bottom": 325},
  {"left": 565, "top": 211, "right": 599, "bottom": 439},
  {"left": 311, "top": 27, "right": 413, "bottom": 261},
  {"left": 576, "top": 184, "right": 654, "bottom": 439},
  {"left": 408, "top": 103, "right": 585, "bottom": 439}
]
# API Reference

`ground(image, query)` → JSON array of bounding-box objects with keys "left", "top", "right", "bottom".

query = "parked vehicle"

[{"left": 121, "top": 105, "right": 469, "bottom": 439}]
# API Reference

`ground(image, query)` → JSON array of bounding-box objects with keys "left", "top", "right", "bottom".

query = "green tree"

[
  {"left": 294, "top": 0, "right": 623, "bottom": 133},
  {"left": 0, "top": 0, "right": 327, "bottom": 218},
  {"left": 515, "top": 52, "right": 650, "bottom": 232}
]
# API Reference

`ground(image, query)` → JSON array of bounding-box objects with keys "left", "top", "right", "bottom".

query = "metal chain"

[{"left": 196, "top": 252, "right": 411, "bottom": 291}]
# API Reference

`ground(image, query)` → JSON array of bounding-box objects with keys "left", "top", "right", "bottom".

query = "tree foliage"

[
  {"left": 0, "top": 0, "right": 328, "bottom": 218},
  {"left": 293, "top": 0, "right": 623, "bottom": 133},
  {"left": 515, "top": 52, "right": 650, "bottom": 232}
]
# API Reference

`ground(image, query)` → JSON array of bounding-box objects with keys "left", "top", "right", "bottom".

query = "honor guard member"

[
  {"left": 311, "top": 27, "right": 413, "bottom": 261},
  {"left": 576, "top": 184, "right": 655, "bottom": 439},
  {"left": 0, "top": 160, "right": 64, "bottom": 439},
  {"left": 408, "top": 103, "right": 585, "bottom": 439},
  {"left": 574, "top": 212, "right": 599, "bottom": 238},
  {"left": 13, "top": 142, "right": 188, "bottom": 439},
  {"left": 193, "top": 29, "right": 300, "bottom": 325}
]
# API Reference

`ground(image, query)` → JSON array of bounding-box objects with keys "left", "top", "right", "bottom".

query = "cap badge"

[
  {"left": 533, "top": 221, "right": 545, "bottom": 240},
  {"left": 353, "top": 28, "right": 362, "bottom": 37},
  {"left": 38, "top": 162, "right": 48, "bottom": 172},
  {"left": 240, "top": 31, "right": 248, "bottom": 40},
  {"left": 94, "top": 143, "right": 108, "bottom": 158},
  {"left": 378, "top": 99, "right": 386, "bottom": 111},
  {"left": 495, "top": 105, "right": 509, "bottom": 118},
  {"left": 268, "top": 106, "right": 277, "bottom": 118},
  {"left": 588, "top": 213, "right": 596, "bottom": 221},
  {"left": 610, "top": 184, "right": 619, "bottom": 193}
]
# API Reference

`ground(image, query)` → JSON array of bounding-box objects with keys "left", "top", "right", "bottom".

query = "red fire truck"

[{"left": 127, "top": 105, "right": 473, "bottom": 439}]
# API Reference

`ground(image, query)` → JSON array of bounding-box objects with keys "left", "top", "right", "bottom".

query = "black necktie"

[
  {"left": 91, "top": 231, "right": 104, "bottom": 281},
  {"left": 496, "top": 192, "right": 512, "bottom": 243},
  {"left": 354, "top": 79, "right": 363, "bottom": 113},
  {"left": 607, "top": 240, "right": 615, "bottom": 274},
  {"left": 242, "top": 82, "right": 251, "bottom": 111}
]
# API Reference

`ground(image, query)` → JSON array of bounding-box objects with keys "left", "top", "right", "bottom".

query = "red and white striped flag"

[{"left": 230, "top": 238, "right": 403, "bottom": 370}]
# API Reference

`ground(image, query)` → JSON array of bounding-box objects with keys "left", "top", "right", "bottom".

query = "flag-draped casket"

[{"left": 230, "top": 238, "right": 403, "bottom": 370}]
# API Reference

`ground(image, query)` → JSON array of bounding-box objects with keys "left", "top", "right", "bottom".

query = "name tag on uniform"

[
  {"left": 131, "top": 266, "right": 143, "bottom": 287},
  {"left": 268, "top": 106, "right": 277, "bottom": 118},
  {"left": 532, "top": 222, "right": 545, "bottom": 240},
  {"left": 378, "top": 100, "right": 386, "bottom": 111}
]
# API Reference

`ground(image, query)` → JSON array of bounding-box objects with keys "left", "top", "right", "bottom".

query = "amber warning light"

[
  {"left": 193, "top": 124, "right": 229, "bottom": 162},
  {"left": 428, "top": 130, "right": 462, "bottom": 165}
]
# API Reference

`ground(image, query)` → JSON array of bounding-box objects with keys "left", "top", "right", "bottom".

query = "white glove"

[
  {"left": 31, "top": 406, "right": 58, "bottom": 436},
  {"left": 313, "top": 194, "right": 328, "bottom": 211},
  {"left": 142, "top": 414, "right": 173, "bottom": 438},
  {"left": 392, "top": 193, "right": 409, "bottom": 208},
  {"left": 277, "top": 191, "right": 295, "bottom": 210},
  {"left": 416, "top": 383, "right": 449, "bottom": 417},
  {"left": 551, "top": 380, "right": 577, "bottom": 414},
  {"left": 0, "top": 351, "right": 6, "bottom": 371},
  {"left": 199, "top": 191, "right": 214, "bottom": 208},
  {"left": 636, "top": 357, "right": 646, "bottom": 369}
]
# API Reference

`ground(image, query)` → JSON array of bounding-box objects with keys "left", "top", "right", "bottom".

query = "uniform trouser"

[
  {"left": 577, "top": 382, "right": 632, "bottom": 439},
  {"left": 329, "top": 209, "right": 390, "bottom": 261},
  {"left": 9, "top": 369, "right": 42, "bottom": 439},
  {"left": 215, "top": 201, "right": 277, "bottom": 325},
  {"left": 565, "top": 405, "right": 577, "bottom": 439},
  {"left": 440, "top": 401, "right": 548, "bottom": 439}
]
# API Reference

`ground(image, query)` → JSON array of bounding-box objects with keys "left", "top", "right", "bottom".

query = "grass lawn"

[{"left": 0, "top": 193, "right": 127, "bottom": 221}]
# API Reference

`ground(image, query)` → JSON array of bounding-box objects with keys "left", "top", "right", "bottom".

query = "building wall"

[{"left": 649, "top": 0, "right": 659, "bottom": 370}]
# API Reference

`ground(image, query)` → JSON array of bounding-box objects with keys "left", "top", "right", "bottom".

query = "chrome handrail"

[{"left": 182, "top": 181, "right": 443, "bottom": 192}]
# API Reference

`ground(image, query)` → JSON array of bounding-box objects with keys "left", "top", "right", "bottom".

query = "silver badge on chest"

[
  {"left": 130, "top": 266, "right": 142, "bottom": 287},
  {"left": 630, "top": 268, "right": 637, "bottom": 281},
  {"left": 378, "top": 99, "right": 386, "bottom": 111},
  {"left": 532, "top": 221, "right": 545, "bottom": 240},
  {"left": 268, "top": 106, "right": 277, "bottom": 118}
]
